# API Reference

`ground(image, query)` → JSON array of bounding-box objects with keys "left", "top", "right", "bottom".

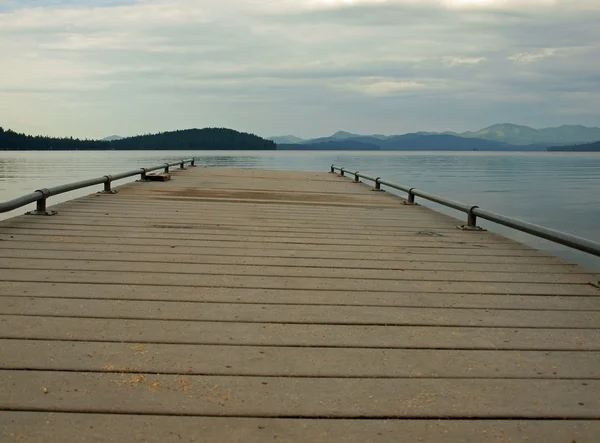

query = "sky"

[{"left": 1, "top": 0, "right": 599, "bottom": 139}]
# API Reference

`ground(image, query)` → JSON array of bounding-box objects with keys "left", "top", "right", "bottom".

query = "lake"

[{"left": 1, "top": 150, "right": 599, "bottom": 271}]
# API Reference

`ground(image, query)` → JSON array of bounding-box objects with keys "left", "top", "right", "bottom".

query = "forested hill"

[
  {"left": 111, "top": 128, "right": 275, "bottom": 150},
  {"left": 547, "top": 140, "right": 600, "bottom": 152},
  {"left": 0, "top": 127, "right": 275, "bottom": 150}
]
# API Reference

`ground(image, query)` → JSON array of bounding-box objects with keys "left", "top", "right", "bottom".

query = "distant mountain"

[
  {"left": 378, "top": 133, "right": 545, "bottom": 151},
  {"left": 276, "top": 124, "right": 600, "bottom": 149},
  {"left": 415, "top": 131, "right": 459, "bottom": 137},
  {"left": 102, "top": 135, "right": 123, "bottom": 141},
  {"left": 268, "top": 135, "right": 305, "bottom": 144},
  {"left": 460, "top": 123, "right": 600, "bottom": 146},
  {"left": 330, "top": 131, "right": 361, "bottom": 140},
  {"left": 548, "top": 140, "right": 600, "bottom": 152},
  {"left": 0, "top": 127, "right": 275, "bottom": 151},
  {"left": 305, "top": 132, "right": 361, "bottom": 144},
  {"left": 278, "top": 140, "right": 380, "bottom": 151},
  {"left": 371, "top": 134, "right": 392, "bottom": 140},
  {"left": 276, "top": 133, "right": 545, "bottom": 151},
  {"left": 540, "top": 125, "right": 600, "bottom": 144}
]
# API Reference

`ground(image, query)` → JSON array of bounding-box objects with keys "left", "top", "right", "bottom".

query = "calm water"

[{"left": 1, "top": 150, "right": 599, "bottom": 270}]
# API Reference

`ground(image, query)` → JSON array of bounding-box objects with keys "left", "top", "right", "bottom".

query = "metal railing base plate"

[
  {"left": 457, "top": 224, "right": 487, "bottom": 232},
  {"left": 26, "top": 210, "right": 58, "bottom": 216},
  {"left": 97, "top": 190, "right": 118, "bottom": 195}
]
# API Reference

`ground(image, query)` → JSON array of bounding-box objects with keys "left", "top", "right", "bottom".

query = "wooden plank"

[
  {"left": 1, "top": 270, "right": 597, "bottom": 295},
  {"left": 2, "top": 282, "right": 598, "bottom": 310},
  {"left": 35, "top": 205, "right": 459, "bottom": 221},
  {"left": 0, "top": 224, "right": 520, "bottom": 244},
  {"left": 17, "top": 208, "right": 395, "bottom": 223},
  {"left": 32, "top": 198, "right": 469, "bottom": 220},
  {"left": 0, "top": 239, "right": 560, "bottom": 258},
  {"left": 2, "top": 413, "right": 598, "bottom": 443},
  {"left": 2, "top": 340, "right": 599, "bottom": 379},
  {"left": 1, "top": 370, "right": 598, "bottom": 418},
  {"left": 3, "top": 212, "right": 471, "bottom": 231},
  {"left": 2, "top": 297, "right": 599, "bottom": 328},
  {"left": 0, "top": 249, "right": 577, "bottom": 272},
  {"left": 2, "top": 316, "right": 599, "bottom": 350},
  {"left": 62, "top": 195, "right": 403, "bottom": 209},
  {"left": 0, "top": 259, "right": 592, "bottom": 284},
  {"left": 0, "top": 234, "right": 540, "bottom": 253},
  {"left": 0, "top": 217, "right": 479, "bottom": 233},
  {"left": 0, "top": 230, "right": 537, "bottom": 250},
  {"left": 1, "top": 269, "right": 596, "bottom": 292}
]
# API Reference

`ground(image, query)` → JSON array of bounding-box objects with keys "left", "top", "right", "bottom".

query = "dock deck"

[{"left": 1, "top": 167, "right": 599, "bottom": 442}]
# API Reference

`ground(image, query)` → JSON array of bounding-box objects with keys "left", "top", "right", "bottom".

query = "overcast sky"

[{"left": 1, "top": 0, "right": 599, "bottom": 139}]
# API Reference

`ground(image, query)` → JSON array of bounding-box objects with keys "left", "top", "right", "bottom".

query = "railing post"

[
  {"left": 179, "top": 161, "right": 185, "bottom": 170},
  {"left": 190, "top": 159, "right": 197, "bottom": 167},
  {"left": 26, "top": 189, "right": 57, "bottom": 216},
  {"left": 164, "top": 163, "right": 170, "bottom": 173},
  {"left": 374, "top": 177, "right": 382, "bottom": 191},
  {"left": 354, "top": 171, "right": 360, "bottom": 183},
  {"left": 340, "top": 168, "right": 345, "bottom": 177},
  {"left": 138, "top": 168, "right": 150, "bottom": 182},
  {"left": 468, "top": 212, "right": 477, "bottom": 228},
  {"left": 330, "top": 165, "right": 335, "bottom": 173},
  {"left": 458, "top": 206, "right": 484, "bottom": 231},
  {"left": 404, "top": 188, "right": 416, "bottom": 205},
  {"left": 98, "top": 175, "right": 118, "bottom": 194}
]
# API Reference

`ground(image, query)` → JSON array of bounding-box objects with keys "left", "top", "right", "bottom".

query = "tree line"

[
  {"left": 0, "top": 127, "right": 276, "bottom": 151},
  {"left": 547, "top": 140, "right": 600, "bottom": 152}
]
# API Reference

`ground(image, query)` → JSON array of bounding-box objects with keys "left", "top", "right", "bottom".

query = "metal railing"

[
  {"left": 0, "top": 158, "right": 196, "bottom": 216},
  {"left": 331, "top": 165, "right": 600, "bottom": 258}
]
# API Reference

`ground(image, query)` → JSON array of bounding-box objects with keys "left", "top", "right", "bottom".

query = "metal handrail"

[
  {"left": 330, "top": 164, "right": 600, "bottom": 257},
  {"left": 0, "top": 158, "right": 196, "bottom": 216}
]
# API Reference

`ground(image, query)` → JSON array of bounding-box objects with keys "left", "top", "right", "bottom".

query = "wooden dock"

[{"left": 1, "top": 166, "right": 599, "bottom": 442}]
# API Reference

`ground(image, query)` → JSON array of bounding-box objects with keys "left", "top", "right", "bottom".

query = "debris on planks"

[{"left": 146, "top": 173, "right": 171, "bottom": 182}]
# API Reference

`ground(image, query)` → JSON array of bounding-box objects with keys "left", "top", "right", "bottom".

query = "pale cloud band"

[{"left": 0, "top": 0, "right": 598, "bottom": 138}]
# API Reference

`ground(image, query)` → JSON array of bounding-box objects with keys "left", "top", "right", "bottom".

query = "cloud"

[
  {"left": 444, "top": 56, "right": 487, "bottom": 66},
  {"left": 0, "top": 0, "right": 599, "bottom": 138},
  {"left": 342, "top": 80, "right": 429, "bottom": 96},
  {"left": 508, "top": 49, "right": 557, "bottom": 63}
]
